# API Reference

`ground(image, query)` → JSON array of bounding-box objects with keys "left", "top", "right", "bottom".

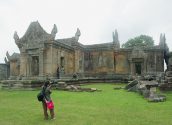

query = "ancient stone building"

[{"left": 5, "top": 21, "right": 167, "bottom": 80}]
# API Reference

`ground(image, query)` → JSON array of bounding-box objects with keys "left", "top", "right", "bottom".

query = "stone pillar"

[
  {"left": 57, "top": 48, "right": 60, "bottom": 66},
  {"left": 26, "top": 55, "right": 31, "bottom": 77},
  {"left": 29, "top": 56, "right": 32, "bottom": 76},
  {"left": 129, "top": 59, "right": 133, "bottom": 75},
  {"left": 74, "top": 49, "right": 79, "bottom": 73},
  {"left": 39, "top": 49, "right": 44, "bottom": 77},
  {"left": 20, "top": 52, "right": 27, "bottom": 77},
  {"left": 81, "top": 52, "right": 84, "bottom": 73},
  {"left": 143, "top": 59, "right": 147, "bottom": 74},
  {"left": 50, "top": 44, "right": 57, "bottom": 77},
  {"left": 50, "top": 44, "right": 53, "bottom": 76},
  {"left": 132, "top": 62, "right": 136, "bottom": 75}
]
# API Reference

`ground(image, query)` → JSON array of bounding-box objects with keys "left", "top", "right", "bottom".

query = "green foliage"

[
  {"left": 122, "top": 35, "right": 154, "bottom": 48},
  {"left": 0, "top": 84, "right": 172, "bottom": 125}
]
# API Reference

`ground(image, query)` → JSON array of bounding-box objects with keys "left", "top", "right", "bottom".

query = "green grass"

[{"left": 0, "top": 83, "right": 172, "bottom": 125}]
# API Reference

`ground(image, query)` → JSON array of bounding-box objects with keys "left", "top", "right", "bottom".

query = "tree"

[{"left": 122, "top": 35, "right": 154, "bottom": 48}]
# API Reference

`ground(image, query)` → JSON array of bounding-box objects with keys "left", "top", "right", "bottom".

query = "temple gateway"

[{"left": 5, "top": 21, "right": 168, "bottom": 80}]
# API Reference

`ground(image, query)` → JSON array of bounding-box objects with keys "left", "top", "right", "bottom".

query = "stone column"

[
  {"left": 81, "top": 52, "right": 84, "bottom": 73},
  {"left": 29, "top": 56, "right": 32, "bottom": 76},
  {"left": 20, "top": 52, "right": 27, "bottom": 77},
  {"left": 57, "top": 48, "right": 60, "bottom": 65},
  {"left": 132, "top": 62, "right": 136, "bottom": 75},
  {"left": 74, "top": 49, "right": 79, "bottom": 73},
  {"left": 129, "top": 59, "right": 133, "bottom": 75},
  {"left": 50, "top": 44, "right": 53, "bottom": 76},
  {"left": 39, "top": 49, "right": 44, "bottom": 77},
  {"left": 57, "top": 48, "right": 62, "bottom": 77},
  {"left": 26, "top": 55, "right": 31, "bottom": 77},
  {"left": 143, "top": 59, "right": 146, "bottom": 75}
]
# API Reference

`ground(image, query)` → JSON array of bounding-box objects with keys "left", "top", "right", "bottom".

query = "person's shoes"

[{"left": 51, "top": 117, "right": 56, "bottom": 120}]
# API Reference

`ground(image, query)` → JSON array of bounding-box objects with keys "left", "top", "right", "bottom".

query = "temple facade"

[{"left": 5, "top": 21, "right": 168, "bottom": 80}]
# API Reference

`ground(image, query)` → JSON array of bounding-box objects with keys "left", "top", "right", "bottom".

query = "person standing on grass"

[{"left": 42, "top": 81, "right": 55, "bottom": 120}]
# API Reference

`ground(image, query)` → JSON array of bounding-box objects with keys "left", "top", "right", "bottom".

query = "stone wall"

[
  {"left": 115, "top": 51, "right": 129, "bottom": 74},
  {"left": 146, "top": 50, "right": 164, "bottom": 74},
  {"left": 84, "top": 50, "right": 114, "bottom": 74},
  {"left": 10, "top": 61, "right": 19, "bottom": 77},
  {"left": 43, "top": 44, "right": 76, "bottom": 77},
  {"left": 0, "top": 64, "right": 9, "bottom": 80}
]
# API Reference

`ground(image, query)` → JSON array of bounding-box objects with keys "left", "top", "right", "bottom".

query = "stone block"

[{"left": 166, "top": 71, "right": 172, "bottom": 77}]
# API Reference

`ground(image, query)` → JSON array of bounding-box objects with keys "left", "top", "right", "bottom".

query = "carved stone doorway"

[
  {"left": 31, "top": 56, "right": 39, "bottom": 76},
  {"left": 135, "top": 62, "right": 141, "bottom": 75}
]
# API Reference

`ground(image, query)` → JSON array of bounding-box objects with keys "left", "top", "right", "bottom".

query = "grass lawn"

[{"left": 0, "top": 83, "right": 172, "bottom": 125}]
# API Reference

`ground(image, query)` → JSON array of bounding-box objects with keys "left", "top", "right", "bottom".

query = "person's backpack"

[
  {"left": 37, "top": 87, "right": 46, "bottom": 102},
  {"left": 37, "top": 91, "right": 44, "bottom": 102}
]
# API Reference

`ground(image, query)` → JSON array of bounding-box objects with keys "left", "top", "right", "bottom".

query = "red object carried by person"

[{"left": 46, "top": 100, "right": 54, "bottom": 110}]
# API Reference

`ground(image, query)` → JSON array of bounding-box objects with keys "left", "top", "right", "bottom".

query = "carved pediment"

[
  {"left": 6, "top": 51, "right": 20, "bottom": 61},
  {"left": 21, "top": 21, "right": 52, "bottom": 42},
  {"left": 15, "top": 21, "right": 57, "bottom": 50}
]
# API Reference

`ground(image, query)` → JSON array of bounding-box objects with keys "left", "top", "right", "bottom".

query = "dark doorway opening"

[
  {"left": 60, "top": 57, "right": 64, "bottom": 68},
  {"left": 135, "top": 63, "right": 141, "bottom": 75}
]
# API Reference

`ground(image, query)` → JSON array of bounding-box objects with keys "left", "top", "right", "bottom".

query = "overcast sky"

[{"left": 0, "top": 0, "right": 172, "bottom": 63}]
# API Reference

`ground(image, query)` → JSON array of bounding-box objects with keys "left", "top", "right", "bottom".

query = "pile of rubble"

[
  {"left": 160, "top": 71, "right": 172, "bottom": 91},
  {"left": 55, "top": 82, "right": 102, "bottom": 92},
  {"left": 125, "top": 79, "right": 166, "bottom": 102}
]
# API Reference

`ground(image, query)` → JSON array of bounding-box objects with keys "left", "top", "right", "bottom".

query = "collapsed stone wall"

[{"left": 125, "top": 79, "right": 166, "bottom": 102}]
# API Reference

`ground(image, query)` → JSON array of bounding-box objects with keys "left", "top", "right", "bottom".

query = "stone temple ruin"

[
  {"left": 0, "top": 21, "right": 167, "bottom": 81},
  {"left": 0, "top": 21, "right": 172, "bottom": 99}
]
